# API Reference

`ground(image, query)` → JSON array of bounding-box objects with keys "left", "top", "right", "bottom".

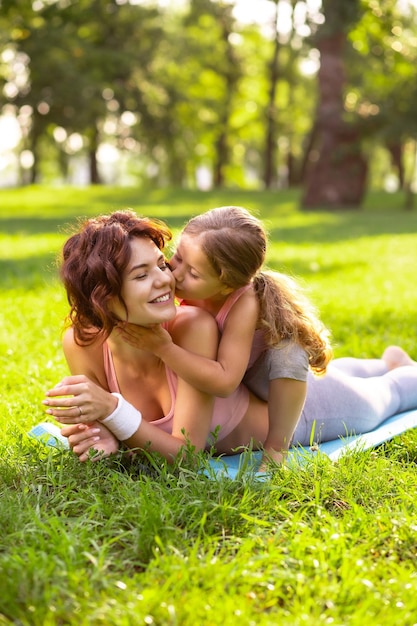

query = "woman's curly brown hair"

[{"left": 60, "top": 210, "right": 172, "bottom": 345}]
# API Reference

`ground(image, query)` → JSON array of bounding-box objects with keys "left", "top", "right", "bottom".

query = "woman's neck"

[
  {"left": 108, "top": 330, "right": 161, "bottom": 369},
  {"left": 106, "top": 328, "right": 168, "bottom": 413}
]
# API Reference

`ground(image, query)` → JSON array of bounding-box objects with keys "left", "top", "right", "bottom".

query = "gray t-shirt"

[{"left": 242, "top": 340, "right": 309, "bottom": 401}]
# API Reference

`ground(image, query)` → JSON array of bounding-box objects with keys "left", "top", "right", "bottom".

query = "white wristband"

[{"left": 101, "top": 393, "right": 142, "bottom": 441}]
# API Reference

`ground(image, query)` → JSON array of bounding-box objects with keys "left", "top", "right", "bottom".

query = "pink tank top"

[
  {"left": 214, "top": 285, "right": 266, "bottom": 368},
  {"left": 102, "top": 342, "right": 249, "bottom": 443}
]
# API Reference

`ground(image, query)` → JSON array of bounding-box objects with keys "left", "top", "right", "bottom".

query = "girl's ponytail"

[{"left": 253, "top": 271, "right": 332, "bottom": 374}]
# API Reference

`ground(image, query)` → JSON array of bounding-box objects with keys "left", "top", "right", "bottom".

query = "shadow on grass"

[
  {"left": 1, "top": 188, "right": 416, "bottom": 261},
  {"left": 0, "top": 212, "right": 208, "bottom": 236},
  {"left": 267, "top": 211, "right": 417, "bottom": 244},
  {"left": 0, "top": 253, "right": 58, "bottom": 290},
  {"left": 0, "top": 216, "right": 78, "bottom": 236},
  {"left": 2, "top": 208, "right": 417, "bottom": 242}
]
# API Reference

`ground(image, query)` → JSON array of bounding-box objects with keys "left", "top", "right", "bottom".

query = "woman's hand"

[
  {"left": 43, "top": 374, "right": 118, "bottom": 424},
  {"left": 61, "top": 421, "right": 120, "bottom": 462},
  {"left": 117, "top": 322, "right": 172, "bottom": 355}
]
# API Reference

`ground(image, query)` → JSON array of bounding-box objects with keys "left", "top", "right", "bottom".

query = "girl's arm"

[
  {"left": 44, "top": 329, "right": 119, "bottom": 421},
  {"left": 122, "top": 308, "right": 217, "bottom": 458},
  {"left": 260, "top": 378, "right": 307, "bottom": 469},
  {"left": 119, "top": 292, "right": 259, "bottom": 397}
]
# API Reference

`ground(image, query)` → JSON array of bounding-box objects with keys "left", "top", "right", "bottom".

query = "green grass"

[{"left": 1, "top": 186, "right": 417, "bottom": 625}]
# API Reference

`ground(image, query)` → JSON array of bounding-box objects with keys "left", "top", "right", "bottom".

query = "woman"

[
  {"left": 43, "top": 210, "right": 268, "bottom": 462},
  {"left": 44, "top": 209, "right": 417, "bottom": 466}
]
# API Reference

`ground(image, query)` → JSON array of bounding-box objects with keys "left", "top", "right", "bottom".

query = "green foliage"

[
  {"left": 0, "top": 0, "right": 324, "bottom": 188},
  {"left": 1, "top": 187, "right": 417, "bottom": 624},
  {"left": 347, "top": 0, "right": 417, "bottom": 140},
  {"left": 2, "top": 0, "right": 416, "bottom": 193},
  {"left": 0, "top": 0, "right": 166, "bottom": 182},
  {"left": 313, "top": 0, "right": 363, "bottom": 39}
]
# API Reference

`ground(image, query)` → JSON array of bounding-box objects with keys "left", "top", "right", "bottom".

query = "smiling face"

[
  {"left": 170, "top": 233, "right": 229, "bottom": 302},
  {"left": 112, "top": 237, "right": 176, "bottom": 326}
]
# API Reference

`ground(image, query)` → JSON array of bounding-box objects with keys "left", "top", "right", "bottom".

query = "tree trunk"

[
  {"left": 88, "top": 125, "right": 101, "bottom": 184},
  {"left": 58, "top": 148, "right": 69, "bottom": 183},
  {"left": 387, "top": 142, "right": 404, "bottom": 189},
  {"left": 213, "top": 131, "right": 227, "bottom": 188},
  {"left": 302, "top": 18, "right": 367, "bottom": 209},
  {"left": 27, "top": 119, "right": 42, "bottom": 185},
  {"left": 287, "top": 149, "right": 302, "bottom": 186},
  {"left": 403, "top": 139, "right": 416, "bottom": 210},
  {"left": 263, "top": 1, "right": 280, "bottom": 189},
  {"left": 212, "top": 8, "right": 239, "bottom": 189}
]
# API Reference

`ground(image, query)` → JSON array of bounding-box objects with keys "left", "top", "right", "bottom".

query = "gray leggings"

[{"left": 244, "top": 354, "right": 417, "bottom": 446}]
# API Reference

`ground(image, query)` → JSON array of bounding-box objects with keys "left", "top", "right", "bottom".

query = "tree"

[
  {"left": 185, "top": 0, "right": 243, "bottom": 188},
  {"left": 347, "top": 0, "right": 417, "bottom": 206},
  {"left": 0, "top": 0, "right": 164, "bottom": 184},
  {"left": 302, "top": 0, "right": 368, "bottom": 209},
  {"left": 262, "top": 0, "right": 319, "bottom": 189},
  {"left": 263, "top": 0, "right": 280, "bottom": 189}
]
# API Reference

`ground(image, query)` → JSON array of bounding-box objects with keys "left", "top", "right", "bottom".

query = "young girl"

[{"left": 118, "top": 206, "right": 331, "bottom": 463}]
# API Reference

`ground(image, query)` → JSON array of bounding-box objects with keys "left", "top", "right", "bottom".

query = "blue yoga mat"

[
  {"left": 28, "top": 422, "right": 70, "bottom": 449},
  {"left": 207, "top": 408, "right": 417, "bottom": 479},
  {"left": 29, "top": 409, "right": 417, "bottom": 479}
]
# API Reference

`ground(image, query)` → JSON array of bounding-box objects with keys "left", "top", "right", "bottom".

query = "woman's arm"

[
  {"left": 119, "top": 293, "right": 259, "bottom": 397},
  {"left": 45, "top": 309, "right": 221, "bottom": 461},
  {"left": 61, "top": 421, "right": 121, "bottom": 462},
  {"left": 44, "top": 330, "right": 119, "bottom": 422},
  {"left": 45, "top": 375, "right": 204, "bottom": 462}
]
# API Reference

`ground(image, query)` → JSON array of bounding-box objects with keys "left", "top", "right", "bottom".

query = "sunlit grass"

[{"left": 1, "top": 186, "right": 417, "bottom": 625}]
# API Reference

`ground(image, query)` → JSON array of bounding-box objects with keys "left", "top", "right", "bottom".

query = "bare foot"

[{"left": 382, "top": 346, "right": 417, "bottom": 370}]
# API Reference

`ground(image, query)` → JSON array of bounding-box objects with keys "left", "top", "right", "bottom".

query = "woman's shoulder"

[
  {"left": 170, "top": 304, "right": 217, "bottom": 331},
  {"left": 62, "top": 326, "right": 77, "bottom": 351},
  {"left": 62, "top": 326, "right": 108, "bottom": 385},
  {"left": 62, "top": 326, "right": 105, "bottom": 357}
]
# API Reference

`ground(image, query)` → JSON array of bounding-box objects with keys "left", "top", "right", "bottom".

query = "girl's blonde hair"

[{"left": 183, "top": 206, "right": 332, "bottom": 374}]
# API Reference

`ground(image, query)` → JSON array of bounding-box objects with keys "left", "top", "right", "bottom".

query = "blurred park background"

[
  {"left": 1, "top": 0, "right": 417, "bottom": 210},
  {"left": 3, "top": 5, "right": 417, "bottom": 621}
]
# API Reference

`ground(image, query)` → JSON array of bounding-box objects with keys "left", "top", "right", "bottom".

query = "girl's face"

[
  {"left": 170, "top": 233, "right": 228, "bottom": 301},
  {"left": 111, "top": 237, "right": 176, "bottom": 326}
]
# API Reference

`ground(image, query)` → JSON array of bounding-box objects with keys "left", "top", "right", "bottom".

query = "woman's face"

[
  {"left": 111, "top": 237, "right": 176, "bottom": 326},
  {"left": 170, "top": 233, "right": 227, "bottom": 301}
]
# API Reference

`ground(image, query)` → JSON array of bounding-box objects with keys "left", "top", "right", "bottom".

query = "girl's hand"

[
  {"left": 61, "top": 421, "right": 120, "bottom": 462},
  {"left": 117, "top": 322, "right": 172, "bottom": 354},
  {"left": 43, "top": 374, "right": 118, "bottom": 424}
]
